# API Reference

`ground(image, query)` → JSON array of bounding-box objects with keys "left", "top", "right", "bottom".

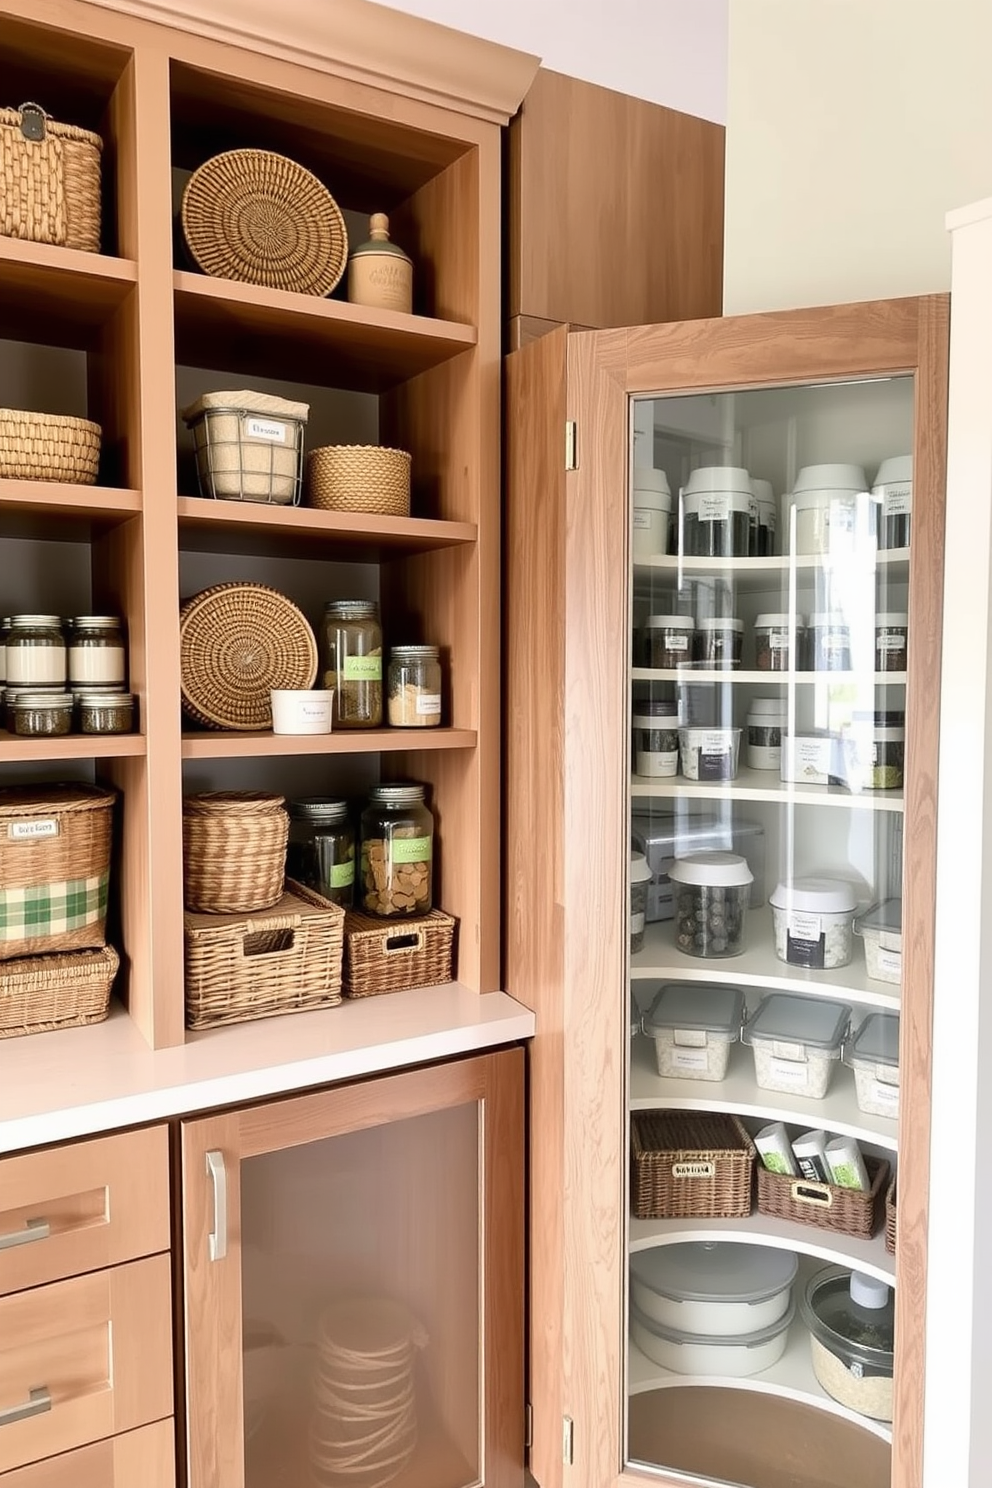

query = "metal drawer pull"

[
  {"left": 0, "top": 1218, "right": 50, "bottom": 1251},
  {"left": 0, "top": 1387, "right": 51, "bottom": 1427},
  {"left": 206, "top": 1150, "right": 227, "bottom": 1262}
]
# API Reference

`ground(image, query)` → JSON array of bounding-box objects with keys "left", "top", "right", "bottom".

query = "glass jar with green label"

[
  {"left": 320, "top": 599, "right": 383, "bottom": 728},
  {"left": 360, "top": 782, "right": 434, "bottom": 917},
  {"left": 287, "top": 799, "right": 355, "bottom": 908}
]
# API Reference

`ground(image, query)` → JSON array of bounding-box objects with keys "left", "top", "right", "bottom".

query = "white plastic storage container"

[
  {"left": 790, "top": 464, "right": 870, "bottom": 558},
  {"left": 632, "top": 700, "right": 679, "bottom": 777},
  {"left": 641, "top": 983, "right": 745, "bottom": 1081},
  {"left": 679, "top": 726, "right": 742, "bottom": 782},
  {"left": 847, "top": 1012, "right": 900, "bottom": 1119},
  {"left": 669, "top": 851, "right": 753, "bottom": 959},
  {"left": 630, "top": 852, "right": 653, "bottom": 954},
  {"left": 873, "top": 454, "right": 912, "bottom": 550},
  {"left": 743, "top": 993, "right": 852, "bottom": 1099},
  {"left": 630, "top": 1299, "right": 795, "bottom": 1378},
  {"left": 632, "top": 468, "right": 673, "bottom": 560},
  {"left": 630, "top": 1243, "right": 797, "bottom": 1337},
  {"left": 747, "top": 699, "right": 788, "bottom": 771},
  {"left": 854, "top": 898, "right": 903, "bottom": 984},
  {"left": 629, "top": 810, "right": 766, "bottom": 920},
  {"left": 769, "top": 877, "right": 858, "bottom": 969},
  {"left": 679, "top": 468, "right": 753, "bottom": 558}
]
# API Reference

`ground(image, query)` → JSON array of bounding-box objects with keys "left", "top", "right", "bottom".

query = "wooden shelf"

[
  {"left": 0, "top": 479, "right": 140, "bottom": 539},
  {"left": 173, "top": 272, "right": 477, "bottom": 391},
  {"left": 181, "top": 727, "right": 477, "bottom": 760},
  {"left": 0, "top": 730, "right": 145, "bottom": 763},
  {"left": 0, "top": 236, "right": 136, "bottom": 347},
  {"left": 630, "top": 764, "right": 905, "bottom": 812},
  {"left": 176, "top": 495, "right": 476, "bottom": 560}
]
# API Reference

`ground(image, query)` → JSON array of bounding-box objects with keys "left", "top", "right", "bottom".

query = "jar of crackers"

[{"left": 359, "top": 783, "right": 434, "bottom": 917}]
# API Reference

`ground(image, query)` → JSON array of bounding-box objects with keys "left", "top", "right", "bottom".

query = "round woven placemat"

[
  {"left": 181, "top": 149, "right": 348, "bottom": 297},
  {"left": 180, "top": 582, "right": 318, "bottom": 731}
]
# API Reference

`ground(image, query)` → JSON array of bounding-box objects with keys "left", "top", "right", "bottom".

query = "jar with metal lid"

[
  {"left": 874, "top": 613, "right": 908, "bottom": 672},
  {"left": 632, "top": 698, "right": 679, "bottom": 777},
  {"left": 287, "top": 799, "right": 356, "bottom": 908},
  {"left": 0, "top": 618, "right": 7, "bottom": 684},
  {"left": 9, "top": 690, "right": 73, "bottom": 737},
  {"left": 78, "top": 691, "right": 135, "bottom": 735},
  {"left": 755, "top": 613, "right": 803, "bottom": 672},
  {"left": 360, "top": 783, "right": 434, "bottom": 917},
  {"left": 320, "top": 600, "right": 383, "bottom": 728},
  {"left": 387, "top": 645, "right": 442, "bottom": 727},
  {"left": 808, "top": 612, "right": 852, "bottom": 671},
  {"left": 5, "top": 615, "right": 66, "bottom": 686},
  {"left": 644, "top": 614, "right": 694, "bottom": 669},
  {"left": 694, "top": 617, "right": 743, "bottom": 669},
  {"left": 69, "top": 615, "right": 126, "bottom": 686}
]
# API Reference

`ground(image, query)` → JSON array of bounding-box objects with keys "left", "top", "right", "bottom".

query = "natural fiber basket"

[
  {"left": 307, "top": 445, "right": 411, "bottom": 517},
  {"left": 179, "top": 582, "right": 318, "bottom": 731},
  {"left": 0, "top": 409, "right": 101, "bottom": 484},
  {"left": 885, "top": 1176, "right": 896, "bottom": 1255},
  {"left": 1, "top": 103, "right": 102, "bottom": 253},
  {"left": 0, "top": 784, "right": 115, "bottom": 959},
  {"left": 183, "top": 791, "right": 288, "bottom": 914},
  {"left": 757, "top": 1155, "right": 890, "bottom": 1241},
  {"left": 184, "top": 879, "right": 344, "bottom": 1030},
  {"left": 631, "top": 1111, "right": 755, "bottom": 1221},
  {"left": 181, "top": 149, "right": 348, "bottom": 297},
  {"left": 342, "top": 908, "right": 455, "bottom": 999},
  {"left": 0, "top": 943, "right": 118, "bottom": 1038}
]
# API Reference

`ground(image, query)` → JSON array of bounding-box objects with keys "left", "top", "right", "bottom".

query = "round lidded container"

[
  {"left": 874, "top": 612, "right": 908, "bottom": 673},
  {"left": 769, "top": 877, "right": 858, "bottom": 969},
  {"left": 751, "top": 477, "right": 777, "bottom": 556},
  {"left": 754, "top": 612, "right": 803, "bottom": 672},
  {"left": 644, "top": 614, "right": 694, "bottom": 670},
  {"left": 694, "top": 616, "right": 743, "bottom": 669},
  {"left": 873, "top": 454, "right": 912, "bottom": 551},
  {"left": 790, "top": 465, "right": 871, "bottom": 556},
  {"left": 5, "top": 615, "right": 66, "bottom": 686},
  {"left": 641, "top": 982, "right": 745, "bottom": 1081},
  {"left": 632, "top": 468, "right": 673, "bottom": 560},
  {"left": 630, "top": 1297, "right": 795, "bottom": 1379},
  {"left": 347, "top": 213, "right": 413, "bottom": 314},
  {"left": 632, "top": 699, "right": 679, "bottom": 778},
  {"left": 69, "top": 615, "right": 126, "bottom": 686},
  {"left": 78, "top": 691, "right": 135, "bottom": 735},
  {"left": 801, "top": 1267, "right": 894, "bottom": 1422},
  {"left": 288, "top": 798, "right": 356, "bottom": 909},
  {"left": 387, "top": 645, "right": 442, "bottom": 727},
  {"left": 320, "top": 599, "right": 383, "bottom": 729},
  {"left": 746, "top": 698, "right": 789, "bottom": 771},
  {"left": 360, "top": 782, "right": 434, "bottom": 917},
  {"left": 631, "top": 1241, "right": 797, "bottom": 1337},
  {"left": 679, "top": 468, "right": 752, "bottom": 558},
  {"left": 846, "top": 1011, "right": 900, "bottom": 1120},
  {"left": 742, "top": 992, "right": 852, "bottom": 1099},
  {"left": 669, "top": 851, "right": 753, "bottom": 959},
  {"left": 8, "top": 690, "right": 73, "bottom": 737},
  {"left": 678, "top": 726, "right": 742, "bottom": 783},
  {"left": 841, "top": 716, "right": 905, "bottom": 792},
  {"left": 808, "top": 612, "right": 852, "bottom": 672},
  {"left": 630, "top": 852, "right": 653, "bottom": 954}
]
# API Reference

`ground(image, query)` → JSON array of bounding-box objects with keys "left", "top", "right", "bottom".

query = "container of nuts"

[
  {"left": 360, "top": 782, "right": 434, "bottom": 917},
  {"left": 668, "top": 851, "right": 753, "bottom": 958}
]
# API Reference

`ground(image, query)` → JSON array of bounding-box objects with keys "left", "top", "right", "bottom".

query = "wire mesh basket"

[{"left": 182, "top": 390, "right": 308, "bottom": 505}]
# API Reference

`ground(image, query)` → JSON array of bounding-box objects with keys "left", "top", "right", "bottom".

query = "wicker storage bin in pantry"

[
  {"left": 0, "top": 103, "right": 102, "bottom": 253},
  {"left": 183, "top": 791, "right": 289, "bottom": 914},
  {"left": 342, "top": 908, "right": 456, "bottom": 998},
  {"left": 756, "top": 1154, "right": 890, "bottom": 1241},
  {"left": 0, "top": 409, "right": 101, "bottom": 484},
  {"left": 0, "top": 944, "right": 118, "bottom": 1038},
  {"left": 0, "top": 785, "right": 115, "bottom": 959},
  {"left": 631, "top": 1110, "right": 755, "bottom": 1221}
]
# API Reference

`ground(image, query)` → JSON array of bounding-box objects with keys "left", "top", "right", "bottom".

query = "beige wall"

[{"left": 723, "top": 0, "right": 992, "bottom": 314}]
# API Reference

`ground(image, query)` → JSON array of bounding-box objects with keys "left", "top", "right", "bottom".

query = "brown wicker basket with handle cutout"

[
  {"left": 307, "top": 445, "right": 411, "bottom": 517},
  {"left": 757, "top": 1154, "right": 890, "bottom": 1241},
  {"left": 0, "top": 784, "right": 115, "bottom": 959},
  {"left": 342, "top": 908, "right": 455, "bottom": 998},
  {"left": 885, "top": 1176, "right": 896, "bottom": 1255},
  {"left": 0, "top": 944, "right": 118, "bottom": 1037},
  {"left": 631, "top": 1111, "right": 755, "bottom": 1220},
  {"left": 183, "top": 791, "right": 288, "bottom": 914},
  {"left": 0, "top": 409, "right": 101, "bottom": 483},
  {"left": 0, "top": 103, "right": 102, "bottom": 253}
]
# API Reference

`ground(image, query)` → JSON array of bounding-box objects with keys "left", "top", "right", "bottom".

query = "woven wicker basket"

[
  {"left": 631, "top": 1111, "right": 755, "bottom": 1221},
  {"left": 0, "top": 943, "right": 118, "bottom": 1038},
  {"left": 0, "top": 409, "right": 101, "bottom": 484},
  {"left": 0, "top": 784, "right": 115, "bottom": 959},
  {"left": 181, "top": 149, "right": 348, "bottom": 297},
  {"left": 179, "top": 582, "right": 318, "bottom": 731},
  {"left": 342, "top": 908, "right": 455, "bottom": 999},
  {"left": 307, "top": 446, "right": 411, "bottom": 517},
  {"left": 885, "top": 1176, "right": 896, "bottom": 1255},
  {"left": 757, "top": 1155, "right": 890, "bottom": 1241},
  {"left": 184, "top": 879, "right": 344, "bottom": 1030},
  {"left": 183, "top": 791, "right": 289, "bottom": 914},
  {"left": 0, "top": 104, "right": 102, "bottom": 253}
]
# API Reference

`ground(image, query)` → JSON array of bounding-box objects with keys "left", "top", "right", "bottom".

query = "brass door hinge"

[
  {"left": 525, "top": 1402, "right": 533, "bottom": 1451},
  {"left": 563, "top": 1414, "right": 574, "bottom": 1466},
  {"left": 565, "top": 421, "right": 577, "bottom": 470}
]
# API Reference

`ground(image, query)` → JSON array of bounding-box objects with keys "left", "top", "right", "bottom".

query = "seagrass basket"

[
  {"left": 342, "top": 909, "right": 455, "bottom": 998},
  {"left": 179, "top": 582, "right": 318, "bottom": 731},
  {"left": 757, "top": 1154, "right": 889, "bottom": 1241},
  {"left": 181, "top": 148, "right": 348, "bottom": 297},
  {"left": 307, "top": 445, "right": 411, "bottom": 517},
  {"left": 0, "top": 103, "right": 102, "bottom": 253},
  {"left": 0, "top": 784, "right": 115, "bottom": 959},
  {"left": 0, "top": 944, "right": 118, "bottom": 1037},
  {"left": 183, "top": 791, "right": 289, "bottom": 914},
  {"left": 631, "top": 1111, "right": 755, "bottom": 1220},
  {"left": 885, "top": 1176, "right": 896, "bottom": 1255},
  {"left": 0, "top": 409, "right": 101, "bottom": 483},
  {"left": 184, "top": 879, "right": 344, "bottom": 1029}
]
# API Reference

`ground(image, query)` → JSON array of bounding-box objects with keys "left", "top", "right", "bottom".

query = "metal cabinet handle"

[
  {"left": 0, "top": 1387, "right": 51, "bottom": 1427},
  {"left": 0, "top": 1218, "right": 50, "bottom": 1252},
  {"left": 206, "top": 1150, "right": 227, "bottom": 1262}
]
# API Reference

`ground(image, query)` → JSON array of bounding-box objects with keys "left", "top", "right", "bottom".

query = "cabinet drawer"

[
  {"left": 0, "top": 1127, "right": 169, "bottom": 1297},
  {"left": 0, "top": 1419, "right": 175, "bottom": 1488},
  {"left": 0, "top": 1255, "right": 173, "bottom": 1474}
]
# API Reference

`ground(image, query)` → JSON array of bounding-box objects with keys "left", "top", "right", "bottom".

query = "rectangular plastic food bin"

[
  {"left": 854, "top": 898, "right": 902, "bottom": 984},
  {"left": 642, "top": 982, "right": 745, "bottom": 1082},
  {"left": 742, "top": 993, "right": 851, "bottom": 1099}
]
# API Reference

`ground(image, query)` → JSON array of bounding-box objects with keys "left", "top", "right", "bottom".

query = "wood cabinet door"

[
  {"left": 0, "top": 1419, "right": 175, "bottom": 1488},
  {"left": 180, "top": 1050, "right": 524, "bottom": 1488}
]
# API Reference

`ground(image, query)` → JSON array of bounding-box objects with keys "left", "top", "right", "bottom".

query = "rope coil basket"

[
  {"left": 307, "top": 446, "right": 411, "bottom": 517},
  {"left": 0, "top": 944, "right": 118, "bottom": 1038},
  {"left": 181, "top": 148, "right": 348, "bottom": 297},
  {"left": 179, "top": 582, "right": 318, "bottom": 731},
  {"left": 0, "top": 409, "right": 101, "bottom": 484},
  {"left": 0, "top": 103, "right": 102, "bottom": 253},
  {"left": 183, "top": 791, "right": 289, "bottom": 914},
  {"left": 0, "top": 784, "right": 116, "bottom": 959}
]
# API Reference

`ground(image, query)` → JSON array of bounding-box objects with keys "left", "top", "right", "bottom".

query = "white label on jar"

[
  {"left": 671, "top": 1048, "right": 710, "bottom": 1071},
  {"left": 867, "top": 1077, "right": 900, "bottom": 1113},
  {"left": 671, "top": 1161, "right": 715, "bottom": 1179},
  {"left": 630, "top": 910, "right": 646, "bottom": 934},
  {"left": 633, "top": 508, "right": 653, "bottom": 529},
  {"left": 877, "top": 633, "right": 906, "bottom": 651},
  {"left": 6, "top": 649, "right": 66, "bottom": 684},
  {"left": 245, "top": 417, "right": 288, "bottom": 443},
  {"left": 788, "top": 911, "right": 823, "bottom": 940},
  {"left": 828, "top": 504, "right": 857, "bottom": 535},
  {"left": 769, "top": 631, "right": 789, "bottom": 650},
  {"left": 698, "top": 493, "right": 732, "bottom": 522},
  {"left": 701, "top": 731, "right": 731, "bottom": 754},
  {"left": 884, "top": 488, "right": 912, "bottom": 516},
  {"left": 665, "top": 635, "right": 689, "bottom": 652},
  {"left": 822, "top": 633, "right": 848, "bottom": 652},
  {"left": 877, "top": 948, "right": 902, "bottom": 977},
  {"left": 69, "top": 646, "right": 126, "bottom": 684},
  {"left": 767, "top": 1056, "right": 810, "bottom": 1088},
  {"left": 415, "top": 693, "right": 441, "bottom": 716},
  {"left": 9, "top": 818, "right": 58, "bottom": 840}
]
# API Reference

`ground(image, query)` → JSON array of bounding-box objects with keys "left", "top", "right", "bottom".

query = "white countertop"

[{"left": 0, "top": 987, "right": 535, "bottom": 1153}]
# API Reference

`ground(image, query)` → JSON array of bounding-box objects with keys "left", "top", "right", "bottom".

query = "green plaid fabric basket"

[{"left": 0, "top": 874, "right": 109, "bottom": 949}]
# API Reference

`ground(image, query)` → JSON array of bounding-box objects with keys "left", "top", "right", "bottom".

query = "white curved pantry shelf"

[
  {"left": 631, "top": 666, "right": 907, "bottom": 688},
  {"left": 630, "top": 766, "right": 904, "bottom": 813},
  {"left": 630, "top": 914, "right": 901, "bottom": 1013},
  {"left": 629, "top": 1036, "right": 899, "bottom": 1153},
  {"left": 628, "top": 1211, "right": 893, "bottom": 1283},
  {"left": 633, "top": 547, "right": 910, "bottom": 597}
]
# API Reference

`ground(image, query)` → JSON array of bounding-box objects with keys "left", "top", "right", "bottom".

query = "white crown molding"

[{"left": 82, "top": 0, "right": 540, "bottom": 124}]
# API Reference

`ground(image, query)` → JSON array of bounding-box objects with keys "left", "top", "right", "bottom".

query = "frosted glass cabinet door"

[{"left": 180, "top": 1050, "right": 524, "bottom": 1488}]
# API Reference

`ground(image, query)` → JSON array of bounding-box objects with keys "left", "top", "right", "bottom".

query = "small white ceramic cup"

[{"left": 270, "top": 689, "right": 334, "bottom": 735}]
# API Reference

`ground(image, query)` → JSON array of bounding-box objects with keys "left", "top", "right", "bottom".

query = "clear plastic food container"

[
  {"left": 801, "top": 1267, "right": 894, "bottom": 1422},
  {"left": 641, "top": 982, "right": 745, "bottom": 1081},
  {"left": 669, "top": 851, "right": 753, "bottom": 958},
  {"left": 854, "top": 897, "right": 902, "bottom": 984},
  {"left": 769, "top": 877, "right": 858, "bottom": 969},
  {"left": 846, "top": 1012, "right": 900, "bottom": 1119},
  {"left": 630, "top": 852, "right": 653, "bottom": 954},
  {"left": 743, "top": 993, "right": 852, "bottom": 1099},
  {"left": 678, "top": 726, "right": 742, "bottom": 782}
]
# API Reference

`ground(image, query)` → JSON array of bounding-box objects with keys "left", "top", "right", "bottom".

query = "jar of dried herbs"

[{"left": 320, "top": 600, "right": 382, "bottom": 728}]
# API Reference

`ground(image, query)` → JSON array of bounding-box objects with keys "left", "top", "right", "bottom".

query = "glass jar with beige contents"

[
  {"left": 360, "top": 783, "right": 434, "bottom": 917},
  {"left": 320, "top": 600, "right": 382, "bottom": 728},
  {"left": 69, "top": 616, "right": 126, "bottom": 686},
  {"left": 5, "top": 615, "right": 66, "bottom": 687},
  {"left": 387, "top": 645, "right": 442, "bottom": 727}
]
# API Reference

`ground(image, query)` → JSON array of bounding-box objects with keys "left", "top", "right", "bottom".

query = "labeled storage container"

[
  {"left": 320, "top": 599, "right": 383, "bottom": 728},
  {"left": 743, "top": 993, "right": 852, "bottom": 1099},
  {"left": 874, "top": 613, "right": 908, "bottom": 672},
  {"left": 630, "top": 1301, "right": 793, "bottom": 1379},
  {"left": 746, "top": 699, "right": 788, "bottom": 771},
  {"left": 678, "top": 727, "right": 742, "bottom": 782},
  {"left": 873, "top": 455, "right": 912, "bottom": 550},
  {"left": 679, "top": 468, "right": 753, "bottom": 558},
  {"left": 802, "top": 1268, "right": 894, "bottom": 1421},
  {"left": 754, "top": 613, "right": 802, "bottom": 672},
  {"left": 758, "top": 1155, "right": 889, "bottom": 1241},
  {"left": 387, "top": 645, "right": 442, "bottom": 727},
  {"left": 847, "top": 1012, "right": 900, "bottom": 1119},
  {"left": 630, "top": 852, "right": 652, "bottom": 954},
  {"left": 641, "top": 982, "right": 745, "bottom": 1081},
  {"left": 846, "top": 720, "right": 905, "bottom": 792},
  {"left": 669, "top": 851, "right": 753, "bottom": 958},
  {"left": 769, "top": 877, "right": 858, "bottom": 969},
  {"left": 751, "top": 478, "right": 777, "bottom": 555},
  {"left": 630, "top": 1110, "right": 756, "bottom": 1220},
  {"left": 808, "top": 612, "right": 852, "bottom": 671},
  {"left": 342, "top": 908, "right": 456, "bottom": 998},
  {"left": 347, "top": 213, "right": 413, "bottom": 313},
  {"left": 779, "top": 730, "right": 838, "bottom": 787},
  {"left": 0, "top": 784, "right": 115, "bottom": 958},
  {"left": 630, "top": 1242, "right": 796, "bottom": 1337},
  {"left": 632, "top": 701, "right": 679, "bottom": 777},
  {"left": 644, "top": 614, "right": 694, "bottom": 669},
  {"left": 630, "top": 810, "right": 766, "bottom": 919},
  {"left": 0, "top": 104, "right": 102, "bottom": 253},
  {"left": 790, "top": 465, "right": 871, "bottom": 556},
  {"left": 854, "top": 897, "right": 903, "bottom": 984},
  {"left": 360, "top": 783, "right": 434, "bottom": 917},
  {"left": 632, "top": 468, "right": 672, "bottom": 560},
  {"left": 6, "top": 615, "right": 66, "bottom": 686},
  {"left": 694, "top": 616, "right": 743, "bottom": 669},
  {"left": 183, "top": 390, "right": 309, "bottom": 504},
  {"left": 183, "top": 791, "right": 288, "bottom": 914},
  {"left": 287, "top": 799, "right": 356, "bottom": 909},
  {"left": 68, "top": 616, "right": 126, "bottom": 685}
]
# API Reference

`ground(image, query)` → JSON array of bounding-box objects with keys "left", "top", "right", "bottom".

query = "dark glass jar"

[
  {"left": 360, "top": 783, "right": 434, "bottom": 917},
  {"left": 874, "top": 614, "right": 908, "bottom": 672},
  {"left": 320, "top": 600, "right": 383, "bottom": 728},
  {"left": 644, "top": 614, "right": 695, "bottom": 669},
  {"left": 288, "top": 799, "right": 355, "bottom": 908},
  {"left": 809, "top": 613, "right": 852, "bottom": 671},
  {"left": 694, "top": 617, "right": 743, "bottom": 669},
  {"left": 754, "top": 613, "right": 803, "bottom": 672}
]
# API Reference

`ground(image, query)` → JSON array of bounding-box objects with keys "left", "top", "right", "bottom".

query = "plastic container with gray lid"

[
  {"left": 854, "top": 898, "right": 902, "bottom": 984},
  {"left": 743, "top": 992, "right": 852, "bottom": 1099},
  {"left": 630, "top": 1295, "right": 795, "bottom": 1378},
  {"left": 630, "top": 1242, "right": 797, "bottom": 1338},
  {"left": 846, "top": 1011, "right": 900, "bottom": 1119},
  {"left": 641, "top": 983, "right": 745, "bottom": 1081},
  {"left": 801, "top": 1267, "right": 894, "bottom": 1421}
]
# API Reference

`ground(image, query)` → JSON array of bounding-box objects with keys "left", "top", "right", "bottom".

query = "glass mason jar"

[
  {"left": 287, "top": 799, "right": 356, "bottom": 908},
  {"left": 320, "top": 600, "right": 383, "bottom": 728},
  {"left": 0, "top": 618, "right": 7, "bottom": 684},
  {"left": 387, "top": 645, "right": 442, "bottom": 727},
  {"left": 360, "top": 783, "right": 434, "bottom": 917},
  {"left": 69, "top": 615, "right": 126, "bottom": 686},
  {"left": 5, "top": 615, "right": 66, "bottom": 686}
]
